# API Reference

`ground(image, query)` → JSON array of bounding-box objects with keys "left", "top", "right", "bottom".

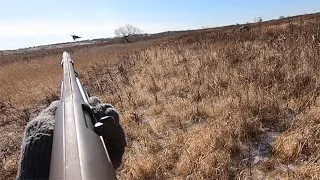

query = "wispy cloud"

[
  {"left": 0, "top": 20, "right": 122, "bottom": 38},
  {"left": 0, "top": 20, "right": 199, "bottom": 38},
  {"left": 0, "top": 19, "right": 199, "bottom": 50}
]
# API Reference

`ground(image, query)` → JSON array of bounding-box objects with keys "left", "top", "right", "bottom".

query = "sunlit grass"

[{"left": 1, "top": 13, "right": 320, "bottom": 180}]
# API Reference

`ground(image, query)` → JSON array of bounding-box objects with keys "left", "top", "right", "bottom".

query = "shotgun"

[{"left": 49, "top": 52, "right": 117, "bottom": 180}]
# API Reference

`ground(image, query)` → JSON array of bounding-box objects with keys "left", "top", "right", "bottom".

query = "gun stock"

[{"left": 49, "top": 52, "right": 117, "bottom": 180}]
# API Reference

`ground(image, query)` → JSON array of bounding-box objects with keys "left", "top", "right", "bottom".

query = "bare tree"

[
  {"left": 254, "top": 17, "right": 263, "bottom": 23},
  {"left": 114, "top": 24, "right": 143, "bottom": 43}
]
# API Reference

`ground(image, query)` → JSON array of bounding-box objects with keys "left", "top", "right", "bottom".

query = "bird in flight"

[{"left": 71, "top": 35, "right": 81, "bottom": 41}]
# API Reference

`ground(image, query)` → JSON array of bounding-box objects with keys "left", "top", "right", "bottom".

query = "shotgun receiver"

[{"left": 49, "top": 52, "right": 117, "bottom": 180}]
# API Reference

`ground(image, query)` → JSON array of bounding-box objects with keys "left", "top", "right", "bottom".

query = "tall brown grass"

[{"left": 1, "top": 13, "right": 320, "bottom": 179}]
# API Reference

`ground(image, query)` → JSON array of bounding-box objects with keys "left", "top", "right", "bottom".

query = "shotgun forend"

[{"left": 49, "top": 52, "right": 117, "bottom": 180}]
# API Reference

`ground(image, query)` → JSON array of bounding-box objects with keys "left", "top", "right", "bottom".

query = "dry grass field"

[{"left": 1, "top": 13, "right": 320, "bottom": 179}]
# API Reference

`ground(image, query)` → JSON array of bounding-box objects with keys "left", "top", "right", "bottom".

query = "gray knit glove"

[
  {"left": 16, "top": 100, "right": 59, "bottom": 180},
  {"left": 88, "top": 97, "right": 127, "bottom": 170},
  {"left": 17, "top": 98, "right": 126, "bottom": 180}
]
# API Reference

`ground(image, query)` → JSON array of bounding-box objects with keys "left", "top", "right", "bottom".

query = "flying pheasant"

[{"left": 71, "top": 35, "right": 81, "bottom": 41}]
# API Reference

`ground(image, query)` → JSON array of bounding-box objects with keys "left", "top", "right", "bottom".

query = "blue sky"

[{"left": 0, "top": 0, "right": 319, "bottom": 50}]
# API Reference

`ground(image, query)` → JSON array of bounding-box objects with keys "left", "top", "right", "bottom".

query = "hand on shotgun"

[{"left": 16, "top": 97, "right": 126, "bottom": 180}]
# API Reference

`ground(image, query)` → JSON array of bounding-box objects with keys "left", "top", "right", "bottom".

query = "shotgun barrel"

[{"left": 49, "top": 52, "right": 117, "bottom": 180}]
